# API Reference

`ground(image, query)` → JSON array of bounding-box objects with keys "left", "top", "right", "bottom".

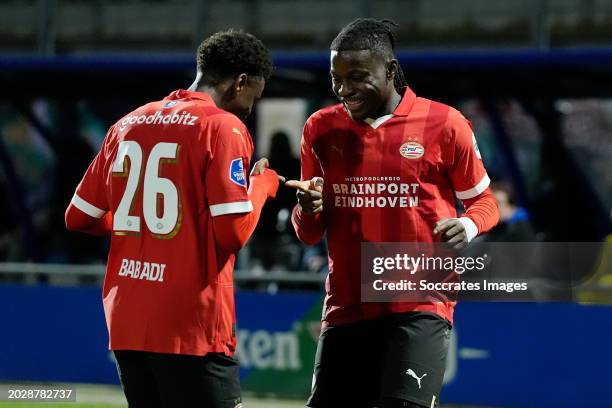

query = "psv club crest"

[{"left": 399, "top": 141, "right": 425, "bottom": 160}]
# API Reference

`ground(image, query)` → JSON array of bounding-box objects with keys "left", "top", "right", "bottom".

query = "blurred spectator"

[
  {"left": 465, "top": 181, "right": 554, "bottom": 301},
  {"left": 301, "top": 239, "right": 329, "bottom": 274},
  {"left": 250, "top": 131, "right": 301, "bottom": 270},
  {"left": 0, "top": 179, "right": 19, "bottom": 261},
  {"left": 0, "top": 100, "right": 110, "bottom": 264},
  {"left": 484, "top": 181, "right": 537, "bottom": 242},
  {"left": 267, "top": 130, "right": 301, "bottom": 210}
]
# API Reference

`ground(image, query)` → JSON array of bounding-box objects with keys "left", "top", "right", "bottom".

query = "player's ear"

[{"left": 386, "top": 59, "right": 398, "bottom": 81}]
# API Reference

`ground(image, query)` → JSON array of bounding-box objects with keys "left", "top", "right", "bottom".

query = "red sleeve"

[
  {"left": 65, "top": 126, "right": 113, "bottom": 234},
  {"left": 299, "top": 117, "right": 324, "bottom": 181},
  {"left": 461, "top": 187, "right": 500, "bottom": 235},
  {"left": 213, "top": 169, "right": 278, "bottom": 254},
  {"left": 206, "top": 116, "right": 254, "bottom": 217},
  {"left": 291, "top": 116, "right": 325, "bottom": 245},
  {"left": 445, "top": 111, "right": 491, "bottom": 200},
  {"left": 65, "top": 207, "right": 113, "bottom": 235},
  {"left": 291, "top": 205, "right": 325, "bottom": 245}
]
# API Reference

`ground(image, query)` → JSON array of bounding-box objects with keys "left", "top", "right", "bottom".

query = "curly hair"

[
  {"left": 196, "top": 29, "right": 273, "bottom": 85},
  {"left": 331, "top": 18, "right": 407, "bottom": 90}
]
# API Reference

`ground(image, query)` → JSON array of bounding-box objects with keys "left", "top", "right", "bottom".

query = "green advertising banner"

[{"left": 235, "top": 292, "right": 323, "bottom": 398}]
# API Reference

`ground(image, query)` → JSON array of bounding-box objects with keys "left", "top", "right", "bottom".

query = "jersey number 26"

[{"left": 112, "top": 141, "right": 180, "bottom": 238}]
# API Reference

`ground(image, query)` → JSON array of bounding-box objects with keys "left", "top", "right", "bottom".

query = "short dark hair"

[
  {"left": 331, "top": 18, "right": 407, "bottom": 90},
  {"left": 196, "top": 30, "right": 273, "bottom": 86}
]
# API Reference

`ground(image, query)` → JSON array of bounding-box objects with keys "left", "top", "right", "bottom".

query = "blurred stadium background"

[{"left": 1, "top": 0, "right": 612, "bottom": 407}]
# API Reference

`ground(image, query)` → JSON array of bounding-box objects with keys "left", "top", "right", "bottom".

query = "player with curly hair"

[{"left": 65, "top": 30, "right": 277, "bottom": 408}]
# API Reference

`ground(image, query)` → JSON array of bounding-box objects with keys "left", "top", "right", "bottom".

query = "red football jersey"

[
  {"left": 300, "top": 87, "right": 490, "bottom": 326},
  {"left": 70, "top": 90, "right": 254, "bottom": 355}
]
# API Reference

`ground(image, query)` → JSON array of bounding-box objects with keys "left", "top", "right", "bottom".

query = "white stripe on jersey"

[
  {"left": 210, "top": 200, "right": 253, "bottom": 217},
  {"left": 455, "top": 174, "right": 490, "bottom": 200},
  {"left": 364, "top": 114, "right": 394, "bottom": 129},
  {"left": 71, "top": 193, "right": 106, "bottom": 218}
]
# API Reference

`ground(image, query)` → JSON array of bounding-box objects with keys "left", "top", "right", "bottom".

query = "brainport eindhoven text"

[{"left": 332, "top": 182, "right": 420, "bottom": 208}]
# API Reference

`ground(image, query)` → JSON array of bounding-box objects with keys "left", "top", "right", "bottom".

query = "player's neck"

[
  {"left": 187, "top": 73, "right": 225, "bottom": 108},
  {"left": 196, "top": 84, "right": 223, "bottom": 107},
  {"left": 366, "top": 88, "right": 402, "bottom": 121},
  {"left": 382, "top": 89, "right": 402, "bottom": 117}
]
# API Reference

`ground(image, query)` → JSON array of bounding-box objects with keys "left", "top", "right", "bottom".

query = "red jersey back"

[
  {"left": 71, "top": 90, "right": 254, "bottom": 355},
  {"left": 300, "top": 87, "right": 490, "bottom": 326}
]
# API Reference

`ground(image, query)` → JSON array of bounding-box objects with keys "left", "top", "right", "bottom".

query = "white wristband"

[{"left": 458, "top": 217, "right": 479, "bottom": 243}]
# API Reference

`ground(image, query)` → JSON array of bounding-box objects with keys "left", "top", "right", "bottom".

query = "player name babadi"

[{"left": 118, "top": 258, "right": 166, "bottom": 282}]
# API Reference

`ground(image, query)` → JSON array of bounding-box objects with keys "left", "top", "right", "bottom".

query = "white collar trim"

[{"left": 364, "top": 114, "right": 394, "bottom": 129}]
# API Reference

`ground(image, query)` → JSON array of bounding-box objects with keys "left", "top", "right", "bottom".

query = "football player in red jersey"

[
  {"left": 286, "top": 19, "right": 499, "bottom": 408},
  {"left": 65, "top": 30, "right": 277, "bottom": 408}
]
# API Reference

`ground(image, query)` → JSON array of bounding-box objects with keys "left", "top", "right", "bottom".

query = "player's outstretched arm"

[
  {"left": 286, "top": 177, "right": 326, "bottom": 245},
  {"left": 212, "top": 158, "right": 280, "bottom": 254}
]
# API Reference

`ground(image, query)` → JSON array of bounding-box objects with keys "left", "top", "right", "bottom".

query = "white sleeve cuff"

[
  {"left": 210, "top": 200, "right": 253, "bottom": 217},
  {"left": 455, "top": 174, "right": 490, "bottom": 200},
  {"left": 71, "top": 193, "right": 105, "bottom": 218},
  {"left": 458, "top": 217, "right": 479, "bottom": 243}
]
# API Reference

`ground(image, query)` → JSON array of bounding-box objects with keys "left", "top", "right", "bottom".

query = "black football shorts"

[
  {"left": 114, "top": 350, "right": 242, "bottom": 408},
  {"left": 307, "top": 312, "right": 452, "bottom": 408}
]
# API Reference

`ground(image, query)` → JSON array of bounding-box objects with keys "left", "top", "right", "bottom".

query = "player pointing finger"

[{"left": 285, "top": 177, "right": 324, "bottom": 214}]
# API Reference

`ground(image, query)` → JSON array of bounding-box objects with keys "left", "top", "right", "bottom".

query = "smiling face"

[{"left": 330, "top": 49, "right": 397, "bottom": 121}]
